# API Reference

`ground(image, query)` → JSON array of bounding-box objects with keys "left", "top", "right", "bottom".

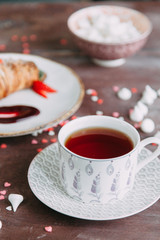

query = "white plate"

[
  {"left": 0, "top": 53, "right": 84, "bottom": 137},
  {"left": 28, "top": 143, "right": 160, "bottom": 220}
]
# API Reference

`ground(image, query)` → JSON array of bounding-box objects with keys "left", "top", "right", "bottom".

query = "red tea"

[{"left": 65, "top": 127, "right": 133, "bottom": 159}]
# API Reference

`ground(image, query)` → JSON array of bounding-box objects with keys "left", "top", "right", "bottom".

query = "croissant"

[{"left": 0, "top": 60, "right": 46, "bottom": 99}]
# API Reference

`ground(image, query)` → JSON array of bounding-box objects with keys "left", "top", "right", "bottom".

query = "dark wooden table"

[{"left": 0, "top": 1, "right": 160, "bottom": 239}]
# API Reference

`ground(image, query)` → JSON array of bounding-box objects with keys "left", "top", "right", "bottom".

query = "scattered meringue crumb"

[
  {"left": 86, "top": 89, "right": 97, "bottom": 96},
  {"left": 117, "top": 87, "right": 132, "bottom": 100},
  {"left": 91, "top": 96, "right": 98, "bottom": 102},
  {"left": 140, "top": 118, "right": 155, "bottom": 133},
  {"left": 32, "top": 129, "right": 43, "bottom": 136},
  {"left": 8, "top": 194, "right": 24, "bottom": 212},
  {"left": 6, "top": 206, "right": 12, "bottom": 211},
  {"left": 96, "top": 110, "right": 103, "bottom": 115},
  {"left": 48, "top": 130, "right": 55, "bottom": 136},
  {"left": 0, "top": 220, "right": 2, "bottom": 229}
]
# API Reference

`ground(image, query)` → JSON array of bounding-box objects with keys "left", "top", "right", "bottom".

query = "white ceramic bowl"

[{"left": 67, "top": 5, "right": 152, "bottom": 67}]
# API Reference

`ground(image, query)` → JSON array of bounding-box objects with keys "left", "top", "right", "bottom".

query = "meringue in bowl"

[{"left": 67, "top": 5, "right": 152, "bottom": 67}]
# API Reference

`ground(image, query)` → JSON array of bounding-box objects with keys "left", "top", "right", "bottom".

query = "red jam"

[{"left": 0, "top": 105, "right": 40, "bottom": 123}]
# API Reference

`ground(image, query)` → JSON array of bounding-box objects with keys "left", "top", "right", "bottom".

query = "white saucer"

[{"left": 28, "top": 143, "right": 160, "bottom": 220}]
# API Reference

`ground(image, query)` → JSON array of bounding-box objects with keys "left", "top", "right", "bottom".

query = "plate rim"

[
  {"left": 0, "top": 53, "right": 85, "bottom": 137},
  {"left": 27, "top": 142, "right": 160, "bottom": 221}
]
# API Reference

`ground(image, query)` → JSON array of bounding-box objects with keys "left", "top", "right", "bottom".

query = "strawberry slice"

[
  {"left": 34, "top": 88, "right": 48, "bottom": 98},
  {"left": 33, "top": 81, "right": 56, "bottom": 92},
  {"left": 32, "top": 80, "right": 57, "bottom": 98}
]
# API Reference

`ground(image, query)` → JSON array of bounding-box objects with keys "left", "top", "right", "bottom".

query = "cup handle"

[{"left": 136, "top": 137, "right": 160, "bottom": 173}]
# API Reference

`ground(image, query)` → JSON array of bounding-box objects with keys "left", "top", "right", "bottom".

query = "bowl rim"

[{"left": 67, "top": 5, "right": 153, "bottom": 45}]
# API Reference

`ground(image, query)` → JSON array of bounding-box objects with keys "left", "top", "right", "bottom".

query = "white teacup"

[{"left": 58, "top": 115, "right": 160, "bottom": 204}]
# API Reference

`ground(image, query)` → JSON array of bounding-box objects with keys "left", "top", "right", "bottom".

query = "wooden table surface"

[{"left": 0, "top": 1, "right": 160, "bottom": 239}]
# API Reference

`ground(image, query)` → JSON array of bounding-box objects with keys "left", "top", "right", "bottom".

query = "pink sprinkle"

[
  {"left": 91, "top": 90, "right": 98, "bottom": 96},
  {"left": 152, "top": 143, "right": 158, "bottom": 146},
  {"left": 112, "top": 86, "right": 119, "bottom": 92},
  {"left": 129, "top": 108, "right": 134, "bottom": 114},
  {"left": 21, "top": 35, "right": 28, "bottom": 42},
  {"left": 112, "top": 112, "right": 120, "bottom": 118},
  {"left": 31, "top": 139, "right": 38, "bottom": 144},
  {"left": 134, "top": 123, "right": 141, "bottom": 129},
  {"left": 50, "top": 138, "right": 57, "bottom": 143},
  {"left": 47, "top": 127, "right": 54, "bottom": 132},
  {"left": 0, "top": 44, "right": 6, "bottom": 51},
  {"left": 131, "top": 87, "right": 138, "bottom": 93},
  {"left": 41, "top": 139, "right": 48, "bottom": 144},
  {"left": 59, "top": 120, "right": 69, "bottom": 127},
  {"left": 22, "top": 48, "right": 30, "bottom": 54},
  {"left": 22, "top": 42, "right": 29, "bottom": 48},
  {"left": 37, "top": 148, "right": 43, "bottom": 153},
  {"left": 0, "top": 195, "right": 5, "bottom": 200},
  {"left": 97, "top": 98, "right": 103, "bottom": 105},
  {"left": 1, "top": 144, "right": 7, "bottom": 149},
  {"left": 4, "top": 182, "right": 11, "bottom": 187},
  {"left": 11, "top": 34, "right": 19, "bottom": 41},
  {"left": 71, "top": 115, "right": 77, "bottom": 120},
  {"left": 44, "top": 226, "right": 52, "bottom": 233},
  {"left": 60, "top": 38, "right": 68, "bottom": 45},
  {"left": 0, "top": 190, "right": 7, "bottom": 195},
  {"left": 29, "top": 34, "right": 37, "bottom": 41}
]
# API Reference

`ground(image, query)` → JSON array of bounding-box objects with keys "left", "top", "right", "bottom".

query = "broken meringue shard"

[
  {"left": 129, "top": 106, "right": 144, "bottom": 122},
  {"left": 140, "top": 85, "right": 157, "bottom": 105},
  {"left": 8, "top": 194, "right": 24, "bottom": 212},
  {"left": 129, "top": 101, "right": 149, "bottom": 122},
  {"left": 136, "top": 101, "right": 148, "bottom": 116}
]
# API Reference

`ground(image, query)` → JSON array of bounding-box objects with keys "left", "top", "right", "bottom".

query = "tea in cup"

[{"left": 58, "top": 115, "right": 160, "bottom": 203}]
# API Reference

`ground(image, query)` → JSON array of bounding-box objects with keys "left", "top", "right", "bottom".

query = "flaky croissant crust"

[{"left": 0, "top": 60, "right": 44, "bottom": 99}]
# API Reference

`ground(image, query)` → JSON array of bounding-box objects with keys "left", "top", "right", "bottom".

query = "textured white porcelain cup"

[{"left": 58, "top": 115, "right": 160, "bottom": 203}]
